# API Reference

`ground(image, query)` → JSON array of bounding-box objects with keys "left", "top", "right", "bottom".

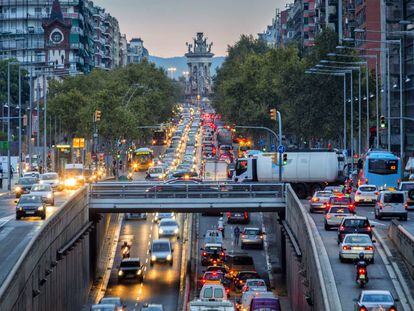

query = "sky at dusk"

[{"left": 93, "top": 0, "right": 289, "bottom": 57}]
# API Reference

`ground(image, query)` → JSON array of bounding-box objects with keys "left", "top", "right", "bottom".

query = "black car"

[
  {"left": 233, "top": 271, "right": 261, "bottom": 290},
  {"left": 227, "top": 212, "right": 250, "bottom": 224},
  {"left": 14, "top": 177, "right": 37, "bottom": 198},
  {"left": 15, "top": 195, "right": 46, "bottom": 220},
  {"left": 117, "top": 258, "right": 144, "bottom": 283},
  {"left": 337, "top": 216, "right": 374, "bottom": 243},
  {"left": 200, "top": 244, "right": 226, "bottom": 266}
]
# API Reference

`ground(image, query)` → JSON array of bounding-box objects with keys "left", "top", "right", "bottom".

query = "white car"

[
  {"left": 241, "top": 279, "right": 267, "bottom": 293},
  {"left": 354, "top": 290, "right": 398, "bottom": 311},
  {"left": 375, "top": 191, "right": 408, "bottom": 221},
  {"left": 146, "top": 166, "right": 166, "bottom": 180},
  {"left": 158, "top": 218, "right": 180, "bottom": 238},
  {"left": 354, "top": 185, "right": 378, "bottom": 206},
  {"left": 30, "top": 183, "right": 54, "bottom": 205},
  {"left": 324, "top": 206, "right": 354, "bottom": 230},
  {"left": 154, "top": 212, "right": 175, "bottom": 223},
  {"left": 40, "top": 172, "right": 61, "bottom": 190},
  {"left": 199, "top": 284, "right": 228, "bottom": 302},
  {"left": 339, "top": 234, "right": 375, "bottom": 263},
  {"left": 150, "top": 239, "right": 173, "bottom": 266}
]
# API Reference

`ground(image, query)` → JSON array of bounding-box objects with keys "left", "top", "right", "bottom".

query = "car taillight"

[
  {"left": 359, "top": 307, "right": 368, "bottom": 311},
  {"left": 226, "top": 212, "right": 230, "bottom": 218},
  {"left": 244, "top": 212, "right": 248, "bottom": 219},
  {"left": 404, "top": 203, "right": 408, "bottom": 209},
  {"left": 202, "top": 279, "right": 206, "bottom": 284},
  {"left": 367, "top": 226, "right": 371, "bottom": 231},
  {"left": 365, "top": 246, "right": 374, "bottom": 251},
  {"left": 225, "top": 288, "right": 230, "bottom": 294},
  {"left": 375, "top": 191, "right": 379, "bottom": 195},
  {"left": 342, "top": 245, "right": 351, "bottom": 250},
  {"left": 349, "top": 204, "right": 354, "bottom": 209},
  {"left": 241, "top": 235, "right": 246, "bottom": 238},
  {"left": 339, "top": 225, "right": 344, "bottom": 231},
  {"left": 221, "top": 252, "right": 225, "bottom": 257},
  {"left": 202, "top": 252, "right": 207, "bottom": 256},
  {"left": 325, "top": 203, "right": 331, "bottom": 209},
  {"left": 389, "top": 306, "right": 397, "bottom": 311}
]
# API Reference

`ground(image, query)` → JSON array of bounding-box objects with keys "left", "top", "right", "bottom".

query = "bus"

[
  {"left": 152, "top": 130, "right": 167, "bottom": 145},
  {"left": 359, "top": 150, "right": 401, "bottom": 189},
  {"left": 131, "top": 148, "right": 154, "bottom": 172}
]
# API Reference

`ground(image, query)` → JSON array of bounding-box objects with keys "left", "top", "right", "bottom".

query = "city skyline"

[{"left": 93, "top": 0, "right": 288, "bottom": 57}]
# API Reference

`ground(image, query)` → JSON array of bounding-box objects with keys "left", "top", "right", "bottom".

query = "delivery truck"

[
  {"left": 233, "top": 150, "right": 343, "bottom": 198},
  {"left": 203, "top": 160, "right": 228, "bottom": 181}
]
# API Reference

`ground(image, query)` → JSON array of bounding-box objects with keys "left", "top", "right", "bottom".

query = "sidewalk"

[{"left": 0, "top": 175, "right": 18, "bottom": 195}]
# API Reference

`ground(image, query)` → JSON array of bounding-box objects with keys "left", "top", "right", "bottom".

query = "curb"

[{"left": 372, "top": 228, "right": 414, "bottom": 311}]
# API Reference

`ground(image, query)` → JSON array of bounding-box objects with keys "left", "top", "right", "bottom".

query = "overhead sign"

[{"left": 73, "top": 138, "right": 85, "bottom": 149}]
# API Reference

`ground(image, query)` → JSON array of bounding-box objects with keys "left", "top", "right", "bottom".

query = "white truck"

[
  {"left": 233, "top": 151, "right": 343, "bottom": 198},
  {"left": 189, "top": 300, "right": 235, "bottom": 311},
  {"left": 203, "top": 160, "right": 228, "bottom": 181}
]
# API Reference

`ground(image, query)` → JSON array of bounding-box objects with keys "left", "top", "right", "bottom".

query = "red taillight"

[
  {"left": 367, "top": 226, "right": 371, "bottom": 231},
  {"left": 202, "top": 279, "right": 206, "bottom": 284},
  {"left": 225, "top": 288, "right": 230, "bottom": 294},
  {"left": 221, "top": 252, "right": 225, "bottom": 257},
  {"left": 212, "top": 272, "right": 217, "bottom": 276},
  {"left": 342, "top": 245, "right": 351, "bottom": 250},
  {"left": 349, "top": 204, "right": 354, "bottom": 209},
  {"left": 244, "top": 212, "right": 248, "bottom": 219},
  {"left": 365, "top": 246, "right": 374, "bottom": 251},
  {"left": 375, "top": 191, "right": 379, "bottom": 195},
  {"left": 339, "top": 225, "right": 344, "bottom": 231},
  {"left": 311, "top": 197, "right": 319, "bottom": 202},
  {"left": 404, "top": 203, "right": 408, "bottom": 210},
  {"left": 226, "top": 212, "right": 230, "bottom": 218},
  {"left": 202, "top": 252, "right": 207, "bottom": 256},
  {"left": 358, "top": 268, "right": 366, "bottom": 274},
  {"left": 241, "top": 234, "right": 246, "bottom": 238},
  {"left": 389, "top": 306, "right": 397, "bottom": 311},
  {"left": 359, "top": 306, "right": 368, "bottom": 311}
]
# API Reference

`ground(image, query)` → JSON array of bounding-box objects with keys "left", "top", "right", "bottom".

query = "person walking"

[{"left": 234, "top": 226, "right": 240, "bottom": 246}]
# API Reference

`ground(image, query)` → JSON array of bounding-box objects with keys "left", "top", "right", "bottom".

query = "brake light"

[
  {"left": 349, "top": 204, "right": 354, "bottom": 209},
  {"left": 325, "top": 203, "right": 331, "bottom": 209},
  {"left": 404, "top": 203, "right": 408, "bottom": 209},
  {"left": 365, "top": 246, "right": 374, "bottom": 251},
  {"left": 202, "top": 252, "right": 207, "bottom": 256},
  {"left": 241, "top": 235, "right": 246, "bottom": 238},
  {"left": 389, "top": 306, "right": 397, "bottom": 311},
  {"left": 260, "top": 235, "right": 264, "bottom": 239},
  {"left": 359, "top": 307, "right": 368, "bottom": 311},
  {"left": 379, "top": 203, "right": 383, "bottom": 210},
  {"left": 342, "top": 245, "right": 351, "bottom": 250},
  {"left": 367, "top": 226, "right": 371, "bottom": 232},
  {"left": 212, "top": 272, "right": 217, "bottom": 276},
  {"left": 221, "top": 252, "right": 225, "bottom": 257},
  {"left": 202, "top": 279, "right": 206, "bottom": 284},
  {"left": 226, "top": 212, "right": 230, "bottom": 218},
  {"left": 244, "top": 212, "right": 248, "bottom": 219},
  {"left": 375, "top": 191, "right": 379, "bottom": 195},
  {"left": 358, "top": 268, "right": 366, "bottom": 274},
  {"left": 339, "top": 225, "right": 344, "bottom": 231},
  {"left": 225, "top": 288, "right": 230, "bottom": 294}
]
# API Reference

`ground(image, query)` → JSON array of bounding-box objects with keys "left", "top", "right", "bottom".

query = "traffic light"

[
  {"left": 270, "top": 108, "right": 277, "bottom": 120},
  {"left": 380, "top": 115, "right": 386, "bottom": 128},
  {"left": 283, "top": 153, "right": 288, "bottom": 165},
  {"left": 94, "top": 110, "right": 102, "bottom": 122}
]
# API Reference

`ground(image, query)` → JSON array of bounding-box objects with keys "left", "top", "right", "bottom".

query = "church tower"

[{"left": 42, "top": 0, "right": 72, "bottom": 68}]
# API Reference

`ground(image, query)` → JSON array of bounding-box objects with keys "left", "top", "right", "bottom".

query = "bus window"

[{"left": 368, "top": 159, "right": 398, "bottom": 175}]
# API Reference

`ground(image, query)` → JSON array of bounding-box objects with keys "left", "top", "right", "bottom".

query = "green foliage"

[
  {"left": 213, "top": 29, "right": 366, "bottom": 144},
  {"left": 47, "top": 61, "right": 179, "bottom": 143},
  {"left": 0, "top": 59, "right": 30, "bottom": 107}
]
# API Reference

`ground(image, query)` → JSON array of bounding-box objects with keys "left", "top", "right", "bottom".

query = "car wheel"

[
  {"left": 16, "top": 215, "right": 21, "bottom": 220},
  {"left": 324, "top": 223, "right": 330, "bottom": 231},
  {"left": 41, "top": 213, "right": 46, "bottom": 220},
  {"left": 339, "top": 255, "right": 344, "bottom": 263}
]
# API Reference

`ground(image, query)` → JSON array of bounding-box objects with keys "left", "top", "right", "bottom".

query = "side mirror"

[
  {"left": 14, "top": 200, "right": 18, "bottom": 204},
  {"left": 372, "top": 240, "right": 376, "bottom": 243}
]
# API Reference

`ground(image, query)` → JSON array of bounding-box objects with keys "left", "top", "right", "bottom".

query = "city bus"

[
  {"left": 131, "top": 148, "right": 154, "bottom": 172},
  {"left": 359, "top": 150, "right": 401, "bottom": 189},
  {"left": 152, "top": 130, "right": 167, "bottom": 145}
]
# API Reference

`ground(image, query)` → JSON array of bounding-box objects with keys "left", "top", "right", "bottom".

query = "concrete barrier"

[
  {"left": 284, "top": 184, "right": 342, "bottom": 311},
  {"left": 388, "top": 220, "right": 414, "bottom": 277},
  {"left": 0, "top": 187, "right": 91, "bottom": 311}
]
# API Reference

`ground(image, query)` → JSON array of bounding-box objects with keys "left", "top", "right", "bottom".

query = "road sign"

[
  {"left": 0, "top": 141, "right": 9, "bottom": 150},
  {"left": 277, "top": 145, "right": 285, "bottom": 153},
  {"left": 73, "top": 138, "right": 85, "bottom": 149}
]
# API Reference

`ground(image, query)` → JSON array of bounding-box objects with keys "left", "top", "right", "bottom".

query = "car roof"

[
  {"left": 361, "top": 290, "right": 392, "bottom": 295},
  {"left": 121, "top": 257, "right": 140, "bottom": 262},
  {"left": 243, "top": 227, "right": 261, "bottom": 231},
  {"left": 152, "top": 238, "right": 170, "bottom": 244},
  {"left": 343, "top": 233, "right": 371, "bottom": 238},
  {"left": 246, "top": 278, "right": 266, "bottom": 283},
  {"left": 205, "top": 243, "right": 223, "bottom": 247},
  {"left": 358, "top": 184, "right": 377, "bottom": 188},
  {"left": 342, "top": 215, "right": 368, "bottom": 220},
  {"left": 159, "top": 218, "right": 177, "bottom": 223}
]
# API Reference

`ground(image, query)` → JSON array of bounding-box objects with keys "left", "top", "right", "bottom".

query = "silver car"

[
  {"left": 354, "top": 185, "right": 378, "bottom": 206},
  {"left": 158, "top": 218, "right": 179, "bottom": 238},
  {"left": 324, "top": 206, "right": 353, "bottom": 230},
  {"left": 241, "top": 227, "right": 264, "bottom": 249},
  {"left": 30, "top": 183, "right": 54, "bottom": 205},
  {"left": 150, "top": 239, "right": 173, "bottom": 266},
  {"left": 354, "top": 290, "right": 398, "bottom": 311},
  {"left": 375, "top": 191, "right": 408, "bottom": 221},
  {"left": 309, "top": 191, "right": 331, "bottom": 212}
]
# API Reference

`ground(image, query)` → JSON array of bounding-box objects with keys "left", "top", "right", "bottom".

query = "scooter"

[
  {"left": 121, "top": 246, "right": 130, "bottom": 259},
  {"left": 356, "top": 267, "right": 368, "bottom": 288}
]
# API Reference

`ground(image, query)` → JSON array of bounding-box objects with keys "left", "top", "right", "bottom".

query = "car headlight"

[
  {"left": 118, "top": 270, "right": 123, "bottom": 276},
  {"left": 159, "top": 228, "right": 164, "bottom": 234},
  {"left": 15, "top": 187, "right": 22, "bottom": 193},
  {"left": 37, "top": 206, "right": 44, "bottom": 211},
  {"left": 151, "top": 255, "right": 157, "bottom": 261},
  {"left": 166, "top": 254, "right": 172, "bottom": 261},
  {"left": 65, "top": 178, "right": 76, "bottom": 187},
  {"left": 137, "top": 270, "right": 142, "bottom": 275},
  {"left": 174, "top": 228, "right": 179, "bottom": 234},
  {"left": 47, "top": 193, "right": 52, "bottom": 199}
]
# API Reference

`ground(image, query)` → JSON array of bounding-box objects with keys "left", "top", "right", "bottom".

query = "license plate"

[
  {"left": 365, "top": 199, "right": 372, "bottom": 202},
  {"left": 353, "top": 247, "right": 364, "bottom": 250},
  {"left": 26, "top": 211, "right": 35, "bottom": 215},
  {"left": 359, "top": 274, "right": 366, "bottom": 280}
]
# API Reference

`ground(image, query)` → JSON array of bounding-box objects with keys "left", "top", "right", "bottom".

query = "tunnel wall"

[{"left": 0, "top": 187, "right": 91, "bottom": 311}]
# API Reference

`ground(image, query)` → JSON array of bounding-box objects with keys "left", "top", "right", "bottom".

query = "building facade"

[
  {"left": 127, "top": 37, "right": 148, "bottom": 64},
  {"left": 0, "top": 0, "right": 127, "bottom": 72}
]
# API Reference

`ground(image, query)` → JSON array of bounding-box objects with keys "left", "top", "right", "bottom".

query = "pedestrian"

[
  {"left": 0, "top": 165, "right": 3, "bottom": 189},
  {"left": 9, "top": 165, "right": 13, "bottom": 178},
  {"left": 234, "top": 226, "right": 240, "bottom": 246}
]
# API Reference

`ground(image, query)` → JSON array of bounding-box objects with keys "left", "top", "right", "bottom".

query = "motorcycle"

[
  {"left": 121, "top": 245, "right": 130, "bottom": 259},
  {"left": 356, "top": 266, "right": 368, "bottom": 288}
]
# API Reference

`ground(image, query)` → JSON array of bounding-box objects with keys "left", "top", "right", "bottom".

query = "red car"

[
  {"left": 199, "top": 271, "right": 231, "bottom": 293},
  {"left": 324, "top": 195, "right": 355, "bottom": 213}
]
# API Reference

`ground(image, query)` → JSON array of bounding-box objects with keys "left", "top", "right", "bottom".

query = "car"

[
  {"left": 201, "top": 243, "right": 226, "bottom": 266},
  {"left": 15, "top": 194, "right": 46, "bottom": 220},
  {"left": 125, "top": 213, "right": 147, "bottom": 220},
  {"left": 338, "top": 216, "right": 374, "bottom": 243},
  {"left": 200, "top": 271, "right": 231, "bottom": 293},
  {"left": 309, "top": 191, "right": 332, "bottom": 213},
  {"left": 241, "top": 278, "right": 267, "bottom": 293},
  {"left": 233, "top": 271, "right": 261, "bottom": 290},
  {"left": 14, "top": 177, "right": 37, "bottom": 198},
  {"left": 99, "top": 297, "right": 125, "bottom": 310},
  {"left": 140, "top": 304, "right": 164, "bottom": 311},
  {"left": 158, "top": 218, "right": 180, "bottom": 238},
  {"left": 354, "top": 185, "right": 379, "bottom": 206},
  {"left": 226, "top": 212, "right": 249, "bottom": 224},
  {"left": 90, "top": 304, "right": 117, "bottom": 311},
  {"left": 154, "top": 212, "right": 175, "bottom": 223},
  {"left": 354, "top": 290, "right": 398, "bottom": 311},
  {"left": 324, "top": 194, "right": 355, "bottom": 213},
  {"left": 39, "top": 172, "right": 61, "bottom": 190},
  {"left": 204, "top": 265, "right": 229, "bottom": 275},
  {"left": 117, "top": 258, "right": 144, "bottom": 283},
  {"left": 224, "top": 253, "right": 255, "bottom": 279},
  {"left": 30, "top": 183, "right": 54, "bottom": 205},
  {"left": 204, "top": 230, "right": 223, "bottom": 245},
  {"left": 23, "top": 171, "right": 40, "bottom": 180},
  {"left": 199, "top": 284, "right": 228, "bottom": 302},
  {"left": 324, "top": 205, "right": 354, "bottom": 230},
  {"left": 150, "top": 239, "right": 173, "bottom": 266},
  {"left": 398, "top": 181, "right": 414, "bottom": 209},
  {"left": 375, "top": 191, "right": 408, "bottom": 221},
  {"left": 240, "top": 228, "right": 264, "bottom": 249},
  {"left": 324, "top": 185, "right": 344, "bottom": 194},
  {"left": 339, "top": 234, "right": 375, "bottom": 263},
  {"left": 241, "top": 292, "right": 281, "bottom": 311}
]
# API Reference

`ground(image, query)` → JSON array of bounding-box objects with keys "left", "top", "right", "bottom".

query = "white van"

[{"left": 199, "top": 284, "right": 227, "bottom": 302}]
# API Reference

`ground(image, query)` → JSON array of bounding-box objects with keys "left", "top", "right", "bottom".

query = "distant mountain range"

[{"left": 148, "top": 55, "right": 226, "bottom": 78}]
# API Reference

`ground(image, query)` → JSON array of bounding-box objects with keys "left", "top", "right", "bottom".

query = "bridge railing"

[{"left": 89, "top": 182, "right": 285, "bottom": 199}]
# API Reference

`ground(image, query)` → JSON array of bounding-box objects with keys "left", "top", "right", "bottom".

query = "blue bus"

[{"left": 359, "top": 150, "right": 401, "bottom": 188}]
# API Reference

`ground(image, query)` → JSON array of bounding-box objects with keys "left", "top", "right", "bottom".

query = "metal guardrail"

[{"left": 88, "top": 182, "right": 286, "bottom": 212}]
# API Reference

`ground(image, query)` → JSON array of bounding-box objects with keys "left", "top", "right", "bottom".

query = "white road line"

[{"left": 0, "top": 214, "right": 14, "bottom": 229}]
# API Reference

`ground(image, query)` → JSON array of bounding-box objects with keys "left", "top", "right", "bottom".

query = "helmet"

[
  {"left": 359, "top": 252, "right": 365, "bottom": 259},
  {"left": 123, "top": 241, "right": 128, "bottom": 246}
]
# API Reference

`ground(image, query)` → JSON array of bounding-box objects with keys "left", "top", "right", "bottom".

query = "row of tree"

[{"left": 213, "top": 30, "right": 373, "bottom": 147}]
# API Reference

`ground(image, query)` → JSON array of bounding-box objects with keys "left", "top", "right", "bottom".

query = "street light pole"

[
  {"left": 18, "top": 67, "right": 22, "bottom": 176},
  {"left": 43, "top": 75, "right": 47, "bottom": 172},
  {"left": 276, "top": 111, "right": 283, "bottom": 182}
]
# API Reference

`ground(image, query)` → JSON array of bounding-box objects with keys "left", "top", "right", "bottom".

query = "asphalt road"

[
  {"left": 303, "top": 201, "right": 403, "bottom": 310},
  {"left": 0, "top": 189, "right": 74, "bottom": 286}
]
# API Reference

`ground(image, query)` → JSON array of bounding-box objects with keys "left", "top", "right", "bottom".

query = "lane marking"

[{"left": 0, "top": 214, "right": 14, "bottom": 229}]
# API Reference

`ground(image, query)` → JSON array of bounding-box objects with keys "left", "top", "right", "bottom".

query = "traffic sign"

[{"left": 277, "top": 145, "right": 285, "bottom": 153}]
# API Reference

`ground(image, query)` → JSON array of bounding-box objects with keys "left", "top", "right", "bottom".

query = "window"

[
  {"left": 10, "top": 8, "right": 16, "bottom": 13},
  {"left": 213, "top": 288, "right": 224, "bottom": 298},
  {"left": 383, "top": 193, "right": 404, "bottom": 203},
  {"left": 368, "top": 159, "right": 398, "bottom": 175}
]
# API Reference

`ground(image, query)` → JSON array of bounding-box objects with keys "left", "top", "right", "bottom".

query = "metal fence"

[{"left": 285, "top": 184, "right": 342, "bottom": 311}]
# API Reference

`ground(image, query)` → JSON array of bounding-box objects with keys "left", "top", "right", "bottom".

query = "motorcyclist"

[
  {"left": 355, "top": 252, "right": 369, "bottom": 282},
  {"left": 218, "top": 217, "right": 225, "bottom": 238},
  {"left": 121, "top": 241, "right": 131, "bottom": 258}
]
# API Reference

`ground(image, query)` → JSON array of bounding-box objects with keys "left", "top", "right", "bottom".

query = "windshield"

[
  {"left": 31, "top": 185, "right": 51, "bottom": 191},
  {"left": 235, "top": 160, "right": 248, "bottom": 176},
  {"left": 18, "top": 178, "right": 37, "bottom": 185},
  {"left": 136, "top": 154, "right": 152, "bottom": 164},
  {"left": 383, "top": 193, "right": 404, "bottom": 203},
  {"left": 359, "top": 186, "right": 377, "bottom": 192},
  {"left": 316, "top": 191, "right": 332, "bottom": 198},
  {"left": 368, "top": 159, "right": 398, "bottom": 175},
  {"left": 100, "top": 298, "right": 120, "bottom": 306},
  {"left": 330, "top": 196, "right": 350, "bottom": 204},
  {"left": 120, "top": 260, "right": 140, "bottom": 267},
  {"left": 232, "top": 256, "right": 254, "bottom": 265},
  {"left": 247, "top": 280, "right": 266, "bottom": 287},
  {"left": 202, "top": 287, "right": 224, "bottom": 299},
  {"left": 149, "top": 167, "right": 163, "bottom": 174},
  {"left": 401, "top": 183, "right": 414, "bottom": 191},
  {"left": 41, "top": 173, "right": 58, "bottom": 180},
  {"left": 204, "top": 272, "right": 224, "bottom": 280},
  {"left": 205, "top": 246, "right": 222, "bottom": 253},
  {"left": 362, "top": 294, "right": 393, "bottom": 303},
  {"left": 19, "top": 196, "right": 42, "bottom": 204},
  {"left": 343, "top": 219, "right": 369, "bottom": 227},
  {"left": 152, "top": 242, "right": 170, "bottom": 252},
  {"left": 160, "top": 221, "right": 177, "bottom": 227},
  {"left": 244, "top": 229, "right": 260, "bottom": 235},
  {"left": 329, "top": 206, "right": 351, "bottom": 214},
  {"left": 344, "top": 235, "right": 371, "bottom": 244}
]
